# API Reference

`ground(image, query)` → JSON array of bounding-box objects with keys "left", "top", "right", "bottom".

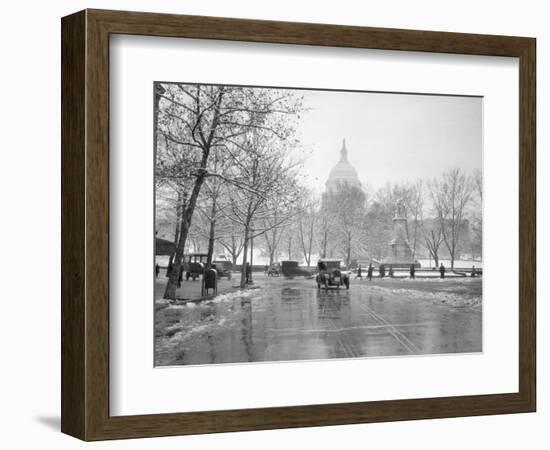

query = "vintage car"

[
  {"left": 316, "top": 259, "right": 350, "bottom": 290},
  {"left": 183, "top": 253, "right": 208, "bottom": 281},
  {"left": 267, "top": 263, "right": 280, "bottom": 277},
  {"left": 280, "top": 261, "right": 315, "bottom": 279},
  {"left": 212, "top": 260, "right": 233, "bottom": 280}
]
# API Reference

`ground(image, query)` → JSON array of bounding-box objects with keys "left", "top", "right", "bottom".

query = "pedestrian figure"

[
  {"left": 155, "top": 263, "right": 160, "bottom": 278},
  {"left": 410, "top": 264, "right": 416, "bottom": 279},
  {"left": 389, "top": 266, "right": 394, "bottom": 278},
  {"left": 245, "top": 262, "right": 252, "bottom": 284},
  {"left": 471, "top": 265, "right": 476, "bottom": 277},
  {"left": 177, "top": 264, "right": 184, "bottom": 287},
  {"left": 439, "top": 263, "right": 446, "bottom": 279},
  {"left": 367, "top": 263, "right": 373, "bottom": 281},
  {"left": 355, "top": 264, "right": 363, "bottom": 280},
  {"left": 264, "top": 264, "right": 268, "bottom": 275},
  {"left": 379, "top": 264, "right": 385, "bottom": 278}
]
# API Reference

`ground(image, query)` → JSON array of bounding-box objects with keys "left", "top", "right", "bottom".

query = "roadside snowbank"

[{"left": 370, "top": 284, "right": 482, "bottom": 308}]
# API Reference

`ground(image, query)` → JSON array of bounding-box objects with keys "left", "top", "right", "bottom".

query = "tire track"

[
  {"left": 318, "top": 298, "right": 361, "bottom": 358},
  {"left": 366, "top": 305, "right": 421, "bottom": 353},
  {"left": 355, "top": 301, "right": 420, "bottom": 354}
]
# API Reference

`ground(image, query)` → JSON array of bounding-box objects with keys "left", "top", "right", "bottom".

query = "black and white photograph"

[
  {"left": 1, "top": 0, "right": 544, "bottom": 446},
  {"left": 154, "top": 82, "right": 483, "bottom": 367}
]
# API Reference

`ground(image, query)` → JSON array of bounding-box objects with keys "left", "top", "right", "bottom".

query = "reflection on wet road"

[{"left": 155, "top": 275, "right": 482, "bottom": 366}]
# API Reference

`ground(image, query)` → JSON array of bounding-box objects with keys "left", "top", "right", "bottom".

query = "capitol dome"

[{"left": 325, "top": 139, "right": 361, "bottom": 192}]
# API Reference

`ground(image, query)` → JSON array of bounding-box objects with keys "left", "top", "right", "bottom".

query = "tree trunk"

[
  {"left": 411, "top": 219, "right": 418, "bottom": 259},
  {"left": 162, "top": 89, "right": 226, "bottom": 299},
  {"left": 240, "top": 225, "right": 250, "bottom": 288},
  {"left": 163, "top": 174, "right": 207, "bottom": 299},
  {"left": 226, "top": 234, "right": 243, "bottom": 268},
  {"left": 165, "top": 191, "right": 183, "bottom": 276},
  {"left": 287, "top": 236, "right": 292, "bottom": 260},
  {"left": 249, "top": 233, "right": 254, "bottom": 284},
  {"left": 206, "top": 197, "right": 217, "bottom": 266},
  {"left": 206, "top": 220, "right": 216, "bottom": 267},
  {"left": 346, "top": 237, "right": 352, "bottom": 268},
  {"left": 174, "top": 191, "right": 182, "bottom": 243},
  {"left": 307, "top": 220, "right": 314, "bottom": 267}
]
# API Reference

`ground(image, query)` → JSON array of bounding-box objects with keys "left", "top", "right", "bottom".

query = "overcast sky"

[{"left": 294, "top": 89, "right": 482, "bottom": 194}]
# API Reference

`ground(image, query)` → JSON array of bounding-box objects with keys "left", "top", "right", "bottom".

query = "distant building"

[
  {"left": 325, "top": 139, "right": 361, "bottom": 192},
  {"left": 320, "top": 139, "right": 363, "bottom": 262}
]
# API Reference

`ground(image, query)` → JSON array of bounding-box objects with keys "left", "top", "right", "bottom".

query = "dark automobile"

[
  {"left": 281, "top": 261, "right": 314, "bottom": 279},
  {"left": 183, "top": 253, "right": 208, "bottom": 281},
  {"left": 316, "top": 259, "right": 350, "bottom": 290},
  {"left": 212, "top": 260, "right": 233, "bottom": 280}
]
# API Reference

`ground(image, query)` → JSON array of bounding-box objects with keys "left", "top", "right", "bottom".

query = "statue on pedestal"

[
  {"left": 381, "top": 199, "right": 420, "bottom": 268},
  {"left": 395, "top": 198, "right": 406, "bottom": 217}
]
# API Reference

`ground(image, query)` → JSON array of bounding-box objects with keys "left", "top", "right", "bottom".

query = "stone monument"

[{"left": 381, "top": 199, "right": 420, "bottom": 268}]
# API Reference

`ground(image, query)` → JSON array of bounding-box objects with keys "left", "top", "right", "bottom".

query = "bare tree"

[
  {"left": 297, "top": 194, "right": 319, "bottom": 267},
  {"left": 217, "top": 222, "right": 246, "bottom": 266},
  {"left": 280, "top": 221, "right": 299, "bottom": 261},
  {"left": 472, "top": 168, "right": 483, "bottom": 200},
  {"left": 420, "top": 218, "right": 444, "bottom": 268},
  {"left": 469, "top": 168, "right": 483, "bottom": 260},
  {"left": 317, "top": 207, "right": 331, "bottom": 259},
  {"left": 262, "top": 220, "right": 284, "bottom": 265},
  {"left": 224, "top": 131, "right": 302, "bottom": 287},
  {"left": 193, "top": 152, "right": 231, "bottom": 266},
  {"left": 364, "top": 182, "right": 417, "bottom": 262},
  {"left": 429, "top": 169, "right": 472, "bottom": 268},
  {"left": 363, "top": 197, "right": 393, "bottom": 262},
  {"left": 155, "top": 83, "right": 303, "bottom": 298},
  {"left": 323, "top": 183, "right": 367, "bottom": 267},
  {"left": 156, "top": 84, "right": 228, "bottom": 298},
  {"left": 260, "top": 196, "right": 296, "bottom": 266}
]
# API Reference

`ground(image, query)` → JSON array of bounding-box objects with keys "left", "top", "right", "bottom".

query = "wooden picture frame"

[{"left": 61, "top": 9, "right": 536, "bottom": 441}]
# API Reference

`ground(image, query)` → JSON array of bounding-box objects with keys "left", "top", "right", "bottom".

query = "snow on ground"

[
  {"left": 210, "top": 289, "right": 254, "bottom": 303},
  {"left": 417, "top": 259, "right": 483, "bottom": 268},
  {"left": 155, "top": 287, "right": 260, "bottom": 313},
  {"left": 368, "top": 280, "right": 482, "bottom": 308}
]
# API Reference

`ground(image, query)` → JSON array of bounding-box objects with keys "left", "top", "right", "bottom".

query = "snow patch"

[
  {"left": 370, "top": 285, "right": 482, "bottom": 308},
  {"left": 210, "top": 289, "right": 253, "bottom": 303}
]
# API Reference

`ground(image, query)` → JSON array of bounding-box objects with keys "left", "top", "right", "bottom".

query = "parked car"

[
  {"left": 267, "top": 263, "right": 280, "bottom": 277},
  {"left": 316, "top": 259, "right": 350, "bottom": 290},
  {"left": 281, "top": 261, "right": 315, "bottom": 278},
  {"left": 183, "top": 253, "right": 208, "bottom": 281},
  {"left": 212, "top": 260, "right": 233, "bottom": 280}
]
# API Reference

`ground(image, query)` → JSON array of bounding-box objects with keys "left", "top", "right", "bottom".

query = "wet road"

[{"left": 155, "top": 274, "right": 482, "bottom": 366}]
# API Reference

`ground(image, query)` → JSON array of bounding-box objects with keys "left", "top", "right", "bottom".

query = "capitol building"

[
  {"left": 324, "top": 138, "right": 418, "bottom": 268},
  {"left": 325, "top": 139, "right": 361, "bottom": 192}
]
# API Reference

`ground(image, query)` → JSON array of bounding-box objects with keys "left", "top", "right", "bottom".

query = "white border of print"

[{"left": 109, "top": 34, "right": 518, "bottom": 416}]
